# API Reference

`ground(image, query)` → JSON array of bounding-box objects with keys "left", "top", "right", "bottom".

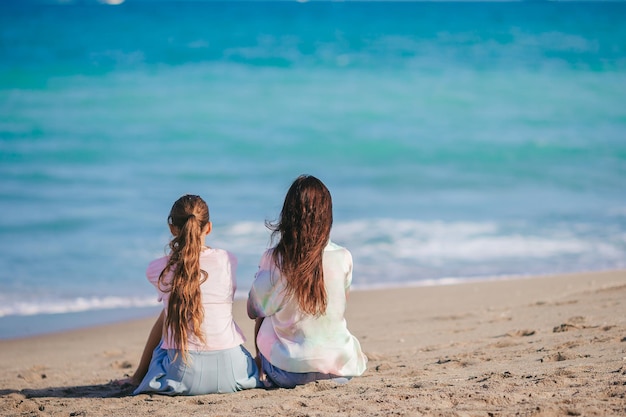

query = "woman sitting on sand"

[
  {"left": 247, "top": 175, "right": 368, "bottom": 388},
  {"left": 121, "top": 194, "right": 259, "bottom": 395}
]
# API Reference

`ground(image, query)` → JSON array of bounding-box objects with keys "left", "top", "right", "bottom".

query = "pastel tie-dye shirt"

[{"left": 247, "top": 241, "right": 367, "bottom": 376}]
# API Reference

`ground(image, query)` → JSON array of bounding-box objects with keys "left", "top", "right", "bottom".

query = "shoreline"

[
  {"left": 1, "top": 270, "right": 625, "bottom": 416},
  {"left": 2, "top": 268, "right": 624, "bottom": 342},
  {"left": 0, "top": 306, "right": 163, "bottom": 342}
]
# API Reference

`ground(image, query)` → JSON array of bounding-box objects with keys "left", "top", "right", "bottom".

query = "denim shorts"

[{"left": 260, "top": 354, "right": 351, "bottom": 389}]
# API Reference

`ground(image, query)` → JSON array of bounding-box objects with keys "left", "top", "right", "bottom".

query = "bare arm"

[
  {"left": 120, "top": 310, "right": 164, "bottom": 386},
  {"left": 254, "top": 317, "right": 263, "bottom": 356},
  {"left": 254, "top": 317, "right": 264, "bottom": 379}
]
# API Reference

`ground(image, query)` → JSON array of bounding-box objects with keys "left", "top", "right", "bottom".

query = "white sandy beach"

[{"left": 1, "top": 270, "right": 625, "bottom": 416}]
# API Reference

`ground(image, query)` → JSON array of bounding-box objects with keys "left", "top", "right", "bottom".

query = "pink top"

[{"left": 146, "top": 247, "right": 246, "bottom": 351}]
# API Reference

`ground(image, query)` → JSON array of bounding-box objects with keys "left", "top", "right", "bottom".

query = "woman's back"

[{"left": 249, "top": 241, "right": 367, "bottom": 376}]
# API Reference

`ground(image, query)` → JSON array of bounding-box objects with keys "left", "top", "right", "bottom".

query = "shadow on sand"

[{"left": 0, "top": 382, "right": 135, "bottom": 399}]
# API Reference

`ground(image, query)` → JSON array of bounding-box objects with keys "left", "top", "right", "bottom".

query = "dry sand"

[{"left": 1, "top": 270, "right": 625, "bottom": 416}]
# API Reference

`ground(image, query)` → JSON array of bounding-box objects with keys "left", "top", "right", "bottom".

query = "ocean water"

[{"left": 1, "top": 0, "right": 625, "bottom": 339}]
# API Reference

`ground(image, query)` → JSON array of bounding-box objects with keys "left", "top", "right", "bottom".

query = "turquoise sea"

[{"left": 1, "top": 0, "right": 625, "bottom": 339}]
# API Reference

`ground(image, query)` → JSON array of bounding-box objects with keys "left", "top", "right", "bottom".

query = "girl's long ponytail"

[{"left": 158, "top": 196, "right": 209, "bottom": 359}]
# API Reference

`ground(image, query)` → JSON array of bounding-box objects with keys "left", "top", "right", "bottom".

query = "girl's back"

[
  {"left": 131, "top": 194, "right": 259, "bottom": 396},
  {"left": 250, "top": 242, "right": 367, "bottom": 376},
  {"left": 148, "top": 247, "right": 245, "bottom": 351}
]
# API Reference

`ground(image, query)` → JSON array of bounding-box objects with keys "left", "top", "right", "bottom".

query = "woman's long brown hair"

[
  {"left": 268, "top": 175, "right": 333, "bottom": 316},
  {"left": 158, "top": 194, "right": 209, "bottom": 356}
]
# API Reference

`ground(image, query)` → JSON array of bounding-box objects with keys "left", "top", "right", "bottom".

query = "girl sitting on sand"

[
  {"left": 123, "top": 194, "right": 259, "bottom": 395},
  {"left": 247, "top": 175, "right": 367, "bottom": 388}
]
